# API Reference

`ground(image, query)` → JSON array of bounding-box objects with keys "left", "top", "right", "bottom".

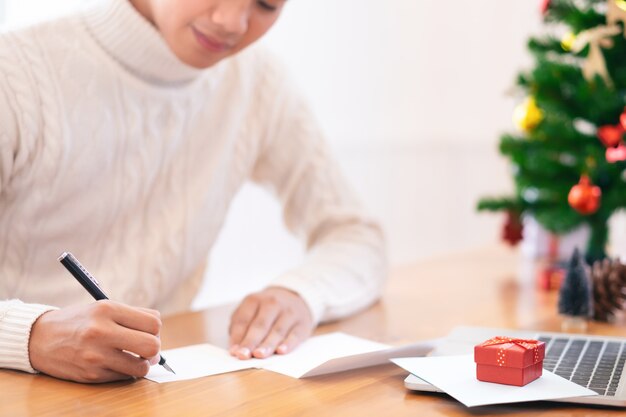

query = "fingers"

[
  {"left": 276, "top": 324, "right": 310, "bottom": 355},
  {"left": 252, "top": 314, "right": 295, "bottom": 359},
  {"left": 137, "top": 307, "right": 163, "bottom": 336},
  {"left": 229, "top": 295, "right": 260, "bottom": 349},
  {"left": 136, "top": 307, "right": 161, "bottom": 318},
  {"left": 135, "top": 307, "right": 162, "bottom": 364},
  {"left": 92, "top": 302, "right": 162, "bottom": 363},
  {"left": 232, "top": 301, "right": 280, "bottom": 360},
  {"left": 74, "top": 348, "right": 149, "bottom": 382},
  {"left": 105, "top": 350, "right": 152, "bottom": 378},
  {"left": 108, "top": 303, "right": 162, "bottom": 335},
  {"left": 228, "top": 288, "right": 315, "bottom": 360},
  {"left": 111, "top": 325, "right": 161, "bottom": 360}
]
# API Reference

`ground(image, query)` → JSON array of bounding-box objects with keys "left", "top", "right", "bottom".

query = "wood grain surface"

[{"left": 2, "top": 245, "right": 625, "bottom": 417}]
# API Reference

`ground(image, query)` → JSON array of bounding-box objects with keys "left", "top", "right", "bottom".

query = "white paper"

[
  {"left": 145, "top": 343, "right": 252, "bottom": 383},
  {"left": 298, "top": 339, "right": 440, "bottom": 378},
  {"left": 258, "top": 332, "right": 390, "bottom": 378},
  {"left": 146, "top": 332, "right": 436, "bottom": 383},
  {"left": 391, "top": 355, "right": 597, "bottom": 407}
]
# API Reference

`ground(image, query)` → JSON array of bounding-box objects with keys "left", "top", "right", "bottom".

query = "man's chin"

[
  {"left": 166, "top": 40, "right": 228, "bottom": 69},
  {"left": 177, "top": 52, "right": 223, "bottom": 69}
]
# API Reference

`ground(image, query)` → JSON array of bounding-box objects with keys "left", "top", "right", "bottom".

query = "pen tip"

[{"left": 162, "top": 362, "right": 176, "bottom": 374}]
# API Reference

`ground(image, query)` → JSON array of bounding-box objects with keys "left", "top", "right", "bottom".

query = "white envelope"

[{"left": 391, "top": 355, "right": 598, "bottom": 407}]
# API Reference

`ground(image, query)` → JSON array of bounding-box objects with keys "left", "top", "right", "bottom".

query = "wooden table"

[{"left": 3, "top": 245, "right": 626, "bottom": 416}]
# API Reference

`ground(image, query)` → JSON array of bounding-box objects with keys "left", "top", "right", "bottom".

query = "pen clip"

[{"left": 58, "top": 252, "right": 105, "bottom": 292}]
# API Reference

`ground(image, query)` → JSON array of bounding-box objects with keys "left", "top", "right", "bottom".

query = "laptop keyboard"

[{"left": 538, "top": 335, "right": 625, "bottom": 396}]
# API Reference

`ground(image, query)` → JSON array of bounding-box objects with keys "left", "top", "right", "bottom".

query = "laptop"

[{"left": 404, "top": 326, "right": 626, "bottom": 407}]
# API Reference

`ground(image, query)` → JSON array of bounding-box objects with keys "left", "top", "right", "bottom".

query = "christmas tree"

[
  {"left": 478, "top": 0, "right": 626, "bottom": 263},
  {"left": 558, "top": 248, "right": 593, "bottom": 317}
]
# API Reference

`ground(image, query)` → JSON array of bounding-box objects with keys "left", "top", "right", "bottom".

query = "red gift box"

[{"left": 474, "top": 336, "right": 545, "bottom": 386}]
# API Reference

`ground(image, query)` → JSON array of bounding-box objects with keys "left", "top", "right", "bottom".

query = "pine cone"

[{"left": 590, "top": 258, "right": 626, "bottom": 322}]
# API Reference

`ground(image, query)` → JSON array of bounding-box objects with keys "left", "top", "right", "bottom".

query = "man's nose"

[{"left": 210, "top": 0, "right": 249, "bottom": 37}]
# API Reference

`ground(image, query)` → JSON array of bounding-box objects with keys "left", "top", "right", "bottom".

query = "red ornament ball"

[
  {"left": 606, "top": 143, "right": 626, "bottom": 163},
  {"left": 597, "top": 125, "right": 624, "bottom": 148},
  {"left": 568, "top": 175, "right": 601, "bottom": 215},
  {"left": 502, "top": 210, "right": 523, "bottom": 246}
]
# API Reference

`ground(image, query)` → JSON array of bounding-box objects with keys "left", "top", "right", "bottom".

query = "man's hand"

[
  {"left": 29, "top": 301, "right": 162, "bottom": 383},
  {"left": 229, "top": 287, "right": 314, "bottom": 360}
]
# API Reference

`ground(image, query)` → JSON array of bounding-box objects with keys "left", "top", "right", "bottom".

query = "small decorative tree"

[{"left": 558, "top": 248, "right": 593, "bottom": 325}]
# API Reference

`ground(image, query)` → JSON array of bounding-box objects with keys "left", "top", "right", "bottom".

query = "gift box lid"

[{"left": 474, "top": 336, "right": 545, "bottom": 369}]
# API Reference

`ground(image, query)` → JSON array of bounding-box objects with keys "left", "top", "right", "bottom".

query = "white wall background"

[{"left": 1, "top": 0, "right": 554, "bottom": 308}]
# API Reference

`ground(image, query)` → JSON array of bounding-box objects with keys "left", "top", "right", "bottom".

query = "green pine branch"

[
  {"left": 478, "top": 0, "right": 626, "bottom": 260},
  {"left": 545, "top": 0, "right": 605, "bottom": 31}
]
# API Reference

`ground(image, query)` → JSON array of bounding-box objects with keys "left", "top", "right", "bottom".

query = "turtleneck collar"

[{"left": 81, "top": 0, "right": 205, "bottom": 85}]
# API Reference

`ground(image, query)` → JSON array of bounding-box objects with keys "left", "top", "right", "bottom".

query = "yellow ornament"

[
  {"left": 513, "top": 97, "right": 544, "bottom": 133},
  {"left": 561, "top": 32, "right": 576, "bottom": 51}
]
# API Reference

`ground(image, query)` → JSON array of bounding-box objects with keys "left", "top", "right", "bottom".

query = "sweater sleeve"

[
  {"left": 0, "top": 54, "right": 58, "bottom": 374},
  {"left": 0, "top": 301, "right": 58, "bottom": 373},
  {"left": 250, "top": 55, "right": 388, "bottom": 326}
]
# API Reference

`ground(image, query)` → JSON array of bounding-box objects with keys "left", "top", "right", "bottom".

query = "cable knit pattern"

[
  {"left": 0, "top": 0, "right": 387, "bottom": 373},
  {"left": 0, "top": 301, "right": 58, "bottom": 373}
]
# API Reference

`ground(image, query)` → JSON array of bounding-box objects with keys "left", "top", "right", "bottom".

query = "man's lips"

[{"left": 191, "top": 26, "right": 233, "bottom": 53}]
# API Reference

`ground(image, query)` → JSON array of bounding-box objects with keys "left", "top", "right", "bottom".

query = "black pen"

[{"left": 58, "top": 251, "right": 175, "bottom": 374}]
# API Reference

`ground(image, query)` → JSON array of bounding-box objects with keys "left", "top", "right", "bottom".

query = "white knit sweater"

[{"left": 0, "top": 0, "right": 386, "bottom": 374}]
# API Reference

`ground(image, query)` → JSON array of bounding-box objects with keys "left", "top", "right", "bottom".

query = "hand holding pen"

[
  {"left": 58, "top": 252, "right": 174, "bottom": 374},
  {"left": 27, "top": 253, "right": 174, "bottom": 383}
]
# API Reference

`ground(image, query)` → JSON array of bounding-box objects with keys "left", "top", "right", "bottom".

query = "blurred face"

[{"left": 133, "top": 0, "right": 286, "bottom": 68}]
